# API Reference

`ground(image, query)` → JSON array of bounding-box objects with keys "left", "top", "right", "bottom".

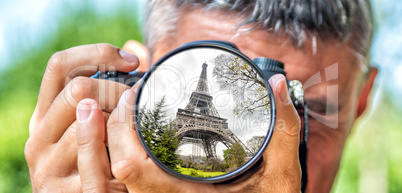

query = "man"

[{"left": 25, "top": 0, "right": 378, "bottom": 192}]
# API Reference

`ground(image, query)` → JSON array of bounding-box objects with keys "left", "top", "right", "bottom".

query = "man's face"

[{"left": 150, "top": 8, "right": 367, "bottom": 193}]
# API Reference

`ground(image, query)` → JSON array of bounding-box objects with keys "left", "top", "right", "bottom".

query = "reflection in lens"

[{"left": 138, "top": 48, "right": 271, "bottom": 179}]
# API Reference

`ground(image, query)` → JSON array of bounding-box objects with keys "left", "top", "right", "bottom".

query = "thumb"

[
  {"left": 76, "top": 99, "right": 113, "bottom": 191},
  {"left": 264, "top": 74, "right": 301, "bottom": 172},
  {"left": 122, "top": 40, "right": 150, "bottom": 72}
]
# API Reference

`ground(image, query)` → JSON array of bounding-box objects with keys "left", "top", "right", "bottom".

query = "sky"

[
  {"left": 0, "top": 0, "right": 145, "bottom": 71},
  {"left": 0, "top": 0, "right": 51, "bottom": 69},
  {"left": 369, "top": 0, "right": 402, "bottom": 109}
]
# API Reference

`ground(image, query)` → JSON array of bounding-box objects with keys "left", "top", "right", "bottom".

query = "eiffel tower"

[{"left": 173, "top": 62, "right": 252, "bottom": 160}]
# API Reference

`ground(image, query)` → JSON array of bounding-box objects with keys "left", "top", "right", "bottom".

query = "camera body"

[{"left": 92, "top": 69, "right": 144, "bottom": 87}]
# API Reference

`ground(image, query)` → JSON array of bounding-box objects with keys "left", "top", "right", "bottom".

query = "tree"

[
  {"left": 139, "top": 97, "right": 180, "bottom": 169},
  {"left": 0, "top": 2, "right": 143, "bottom": 192},
  {"left": 212, "top": 54, "right": 270, "bottom": 117},
  {"left": 223, "top": 142, "right": 246, "bottom": 172},
  {"left": 246, "top": 136, "right": 266, "bottom": 155}
]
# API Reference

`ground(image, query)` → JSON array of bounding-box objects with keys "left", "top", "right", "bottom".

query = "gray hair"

[{"left": 144, "top": 0, "right": 373, "bottom": 67}]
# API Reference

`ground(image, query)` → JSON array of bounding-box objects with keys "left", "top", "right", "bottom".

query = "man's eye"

[{"left": 305, "top": 99, "right": 339, "bottom": 116}]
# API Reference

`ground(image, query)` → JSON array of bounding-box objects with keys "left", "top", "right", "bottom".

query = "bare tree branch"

[{"left": 212, "top": 54, "right": 270, "bottom": 118}]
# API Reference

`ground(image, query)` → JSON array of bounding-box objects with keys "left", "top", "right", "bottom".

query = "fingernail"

[
  {"left": 279, "top": 78, "right": 291, "bottom": 105},
  {"left": 269, "top": 74, "right": 291, "bottom": 105},
  {"left": 119, "top": 49, "right": 138, "bottom": 64},
  {"left": 77, "top": 99, "right": 97, "bottom": 122},
  {"left": 118, "top": 89, "right": 135, "bottom": 106}
]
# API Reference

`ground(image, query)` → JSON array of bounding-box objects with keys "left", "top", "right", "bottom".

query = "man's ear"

[
  {"left": 356, "top": 67, "right": 378, "bottom": 118},
  {"left": 122, "top": 40, "right": 150, "bottom": 72}
]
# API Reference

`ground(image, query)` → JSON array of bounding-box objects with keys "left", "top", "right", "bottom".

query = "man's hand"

[
  {"left": 25, "top": 43, "right": 140, "bottom": 192},
  {"left": 75, "top": 73, "right": 302, "bottom": 193}
]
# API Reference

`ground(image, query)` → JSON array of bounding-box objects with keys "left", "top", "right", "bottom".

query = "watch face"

[{"left": 135, "top": 45, "right": 275, "bottom": 183}]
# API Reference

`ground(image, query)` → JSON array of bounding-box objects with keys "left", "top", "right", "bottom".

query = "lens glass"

[{"left": 137, "top": 47, "right": 273, "bottom": 180}]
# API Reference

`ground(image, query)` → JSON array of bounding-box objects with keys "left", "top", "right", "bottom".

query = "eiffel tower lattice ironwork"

[{"left": 173, "top": 62, "right": 252, "bottom": 160}]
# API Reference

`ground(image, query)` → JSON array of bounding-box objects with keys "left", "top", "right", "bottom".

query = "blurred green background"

[{"left": 0, "top": 0, "right": 401, "bottom": 192}]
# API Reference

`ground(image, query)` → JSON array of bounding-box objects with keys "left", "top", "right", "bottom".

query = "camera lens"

[{"left": 134, "top": 43, "right": 276, "bottom": 183}]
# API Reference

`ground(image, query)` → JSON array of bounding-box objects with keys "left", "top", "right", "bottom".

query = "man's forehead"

[
  {"left": 170, "top": 8, "right": 361, "bottom": 74},
  {"left": 151, "top": 8, "right": 365, "bottom": 129},
  {"left": 151, "top": 7, "right": 364, "bottom": 103}
]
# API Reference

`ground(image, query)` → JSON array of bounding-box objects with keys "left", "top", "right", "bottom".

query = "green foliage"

[
  {"left": 331, "top": 98, "right": 402, "bottom": 193},
  {"left": 204, "top": 158, "right": 228, "bottom": 172},
  {"left": 176, "top": 166, "right": 226, "bottom": 178},
  {"left": 139, "top": 97, "right": 180, "bottom": 169},
  {"left": 223, "top": 142, "right": 246, "bottom": 172},
  {"left": 0, "top": 2, "right": 142, "bottom": 192}
]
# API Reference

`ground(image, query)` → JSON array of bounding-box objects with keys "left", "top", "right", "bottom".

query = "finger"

[
  {"left": 36, "top": 77, "right": 129, "bottom": 143},
  {"left": 34, "top": 43, "right": 139, "bottom": 120},
  {"left": 48, "top": 111, "right": 111, "bottom": 170},
  {"left": 131, "top": 78, "right": 143, "bottom": 91},
  {"left": 76, "top": 98, "right": 112, "bottom": 191},
  {"left": 122, "top": 40, "right": 150, "bottom": 72},
  {"left": 107, "top": 89, "right": 148, "bottom": 185},
  {"left": 264, "top": 74, "right": 301, "bottom": 165}
]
